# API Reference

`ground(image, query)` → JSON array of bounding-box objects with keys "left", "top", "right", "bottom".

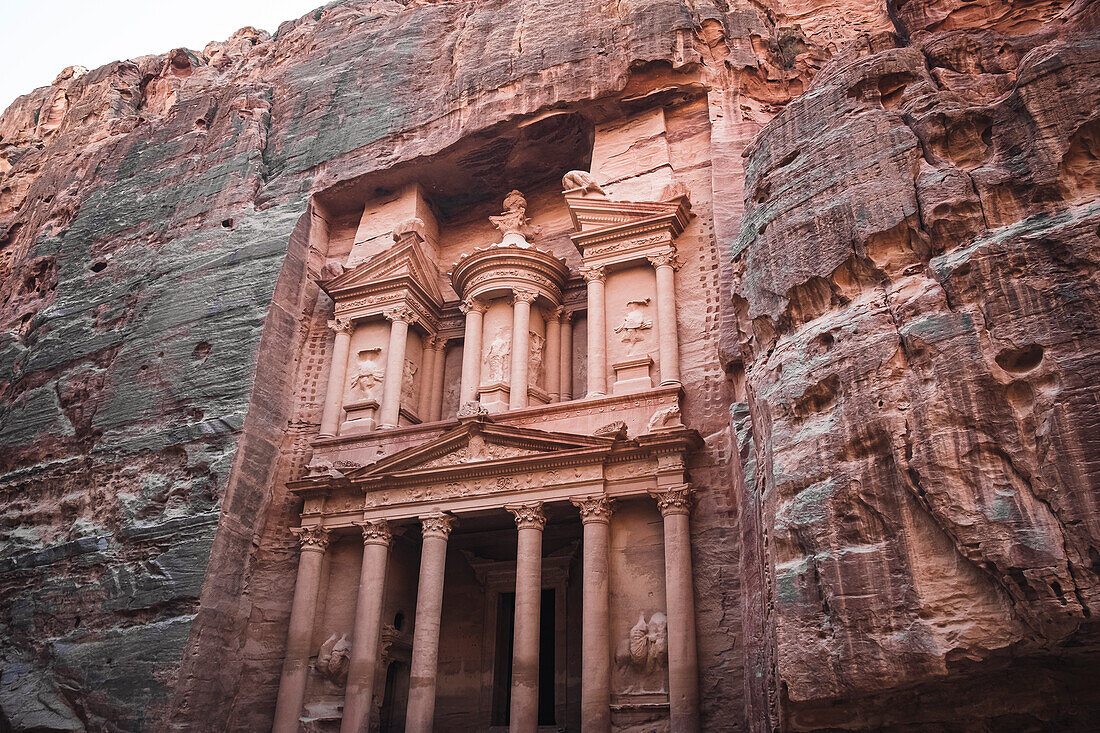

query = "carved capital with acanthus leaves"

[
  {"left": 580, "top": 265, "right": 605, "bottom": 283},
  {"left": 506, "top": 502, "right": 547, "bottom": 530},
  {"left": 426, "top": 335, "right": 448, "bottom": 351},
  {"left": 383, "top": 305, "right": 416, "bottom": 324},
  {"left": 545, "top": 305, "right": 564, "bottom": 322},
  {"left": 420, "top": 512, "right": 457, "bottom": 540},
  {"left": 292, "top": 525, "right": 331, "bottom": 552},
  {"left": 327, "top": 317, "right": 354, "bottom": 335},
  {"left": 356, "top": 519, "right": 392, "bottom": 547},
  {"left": 650, "top": 484, "right": 693, "bottom": 517},
  {"left": 647, "top": 248, "right": 681, "bottom": 271},
  {"left": 460, "top": 297, "right": 488, "bottom": 315},
  {"left": 572, "top": 496, "right": 613, "bottom": 524},
  {"left": 512, "top": 289, "right": 539, "bottom": 305}
]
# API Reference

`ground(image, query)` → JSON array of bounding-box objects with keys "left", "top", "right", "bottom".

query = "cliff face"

[
  {"left": 0, "top": 0, "right": 1096, "bottom": 731},
  {"left": 727, "top": 0, "right": 1100, "bottom": 729}
]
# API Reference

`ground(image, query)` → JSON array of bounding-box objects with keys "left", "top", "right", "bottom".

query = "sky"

[{"left": 0, "top": 0, "right": 326, "bottom": 113}]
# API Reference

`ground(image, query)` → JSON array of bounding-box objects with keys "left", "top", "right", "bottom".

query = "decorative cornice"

[
  {"left": 572, "top": 496, "right": 613, "bottom": 524},
  {"left": 580, "top": 265, "right": 605, "bottom": 283},
  {"left": 513, "top": 289, "right": 539, "bottom": 305},
  {"left": 356, "top": 519, "right": 392, "bottom": 546},
  {"left": 651, "top": 484, "right": 693, "bottom": 517},
  {"left": 328, "top": 317, "right": 354, "bottom": 335},
  {"left": 506, "top": 502, "right": 547, "bottom": 530},
  {"left": 420, "top": 512, "right": 457, "bottom": 539},
  {"left": 292, "top": 525, "right": 331, "bottom": 551}
]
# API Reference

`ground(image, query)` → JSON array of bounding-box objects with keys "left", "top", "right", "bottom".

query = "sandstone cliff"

[{"left": 0, "top": 0, "right": 1096, "bottom": 731}]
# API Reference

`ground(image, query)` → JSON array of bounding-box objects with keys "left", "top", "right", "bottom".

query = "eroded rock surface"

[{"left": 727, "top": 0, "right": 1100, "bottom": 729}]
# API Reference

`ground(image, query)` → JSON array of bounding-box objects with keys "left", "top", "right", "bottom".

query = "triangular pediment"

[
  {"left": 345, "top": 419, "right": 617, "bottom": 482},
  {"left": 323, "top": 238, "right": 443, "bottom": 304}
]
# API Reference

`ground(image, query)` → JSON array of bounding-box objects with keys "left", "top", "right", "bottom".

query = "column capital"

[
  {"left": 506, "top": 502, "right": 547, "bottom": 530},
  {"left": 356, "top": 519, "right": 393, "bottom": 546},
  {"left": 572, "top": 495, "right": 613, "bottom": 524},
  {"left": 512, "top": 289, "right": 539, "bottom": 305},
  {"left": 291, "top": 525, "right": 331, "bottom": 552},
  {"left": 544, "top": 305, "right": 564, "bottom": 322},
  {"left": 383, "top": 305, "right": 416, "bottom": 324},
  {"left": 426, "top": 335, "right": 448, "bottom": 351},
  {"left": 327, "top": 317, "right": 354, "bottom": 335},
  {"left": 580, "top": 265, "right": 605, "bottom": 283},
  {"left": 647, "top": 248, "right": 682, "bottom": 271},
  {"left": 420, "top": 512, "right": 457, "bottom": 539},
  {"left": 651, "top": 484, "right": 693, "bottom": 516},
  {"left": 460, "top": 297, "right": 488, "bottom": 315}
]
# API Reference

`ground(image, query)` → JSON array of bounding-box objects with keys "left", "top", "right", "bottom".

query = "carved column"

[
  {"left": 509, "top": 290, "right": 538, "bottom": 410},
  {"left": 652, "top": 486, "right": 699, "bottom": 732},
  {"left": 545, "top": 307, "right": 562, "bottom": 402},
  {"left": 648, "top": 250, "right": 682, "bottom": 386},
  {"left": 405, "top": 513, "right": 456, "bottom": 733},
  {"left": 459, "top": 298, "right": 487, "bottom": 406},
  {"left": 341, "top": 521, "right": 392, "bottom": 733},
  {"left": 572, "top": 496, "right": 613, "bottom": 733},
  {"left": 319, "top": 318, "right": 354, "bottom": 438},
  {"left": 272, "top": 526, "right": 330, "bottom": 733},
  {"left": 379, "top": 306, "right": 414, "bottom": 428},
  {"left": 582, "top": 266, "right": 607, "bottom": 397},
  {"left": 416, "top": 337, "right": 437, "bottom": 420},
  {"left": 506, "top": 503, "right": 547, "bottom": 733},
  {"left": 428, "top": 337, "right": 447, "bottom": 422},
  {"left": 560, "top": 311, "right": 573, "bottom": 401}
]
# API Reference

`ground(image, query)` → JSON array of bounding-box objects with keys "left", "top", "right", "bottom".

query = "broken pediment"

[{"left": 322, "top": 234, "right": 443, "bottom": 306}]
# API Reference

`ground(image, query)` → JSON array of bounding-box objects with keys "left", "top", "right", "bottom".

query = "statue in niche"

[
  {"left": 401, "top": 359, "right": 418, "bottom": 407},
  {"left": 614, "top": 298, "right": 653, "bottom": 354},
  {"left": 614, "top": 612, "right": 668, "bottom": 693},
  {"left": 316, "top": 632, "right": 352, "bottom": 686},
  {"left": 488, "top": 190, "right": 540, "bottom": 243},
  {"left": 529, "top": 330, "right": 546, "bottom": 386},
  {"left": 348, "top": 348, "right": 385, "bottom": 401},
  {"left": 484, "top": 328, "right": 512, "bottom": 383}
]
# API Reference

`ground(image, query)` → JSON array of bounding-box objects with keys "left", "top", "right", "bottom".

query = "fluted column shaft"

[
  {"left": 319, "top": 319, "right": 353, "bottom": 437},
  {"left": 341, "top": 521, "right": 393, "bottom": 733},
  {"left": 653, "top": 486, "right": 699, "bottom": 732},
  {"left": 272, "top": 526, "right": 330, "bottom": 733},
  {"left": 405, "top": 513, "right": 456, "bottom": 733},
  {"left": 560, "top": 312, "right": 573, "bottom": 401},
  {"left": 649, "top": 251, "right": 681, "bottom": 386},
  {"left": 573, "top": 497, "right": 612, "bottom": 733},
  {"left": 582, "top": 267, "right": 607, "bottom": 397},
  {"left": 545, "top": 308, "right": 562, "bottom": 402},
  {"left": 506, "top": 503, "right": 546, "bottom": 733},
  {"left": 459, "top": 298, "right": 486, "bottom": 405},
  {"left": 416, "top": 337, "right": 437, "bottom": 421},
  {"left": 509, "top": 291, "right": 537, "bottom": 410},
  {"left": 428, "top": 339, "right": 447, "bottom": 422},
  {"left": 380, "top": 307, "right": 414, "bottom": 428}
]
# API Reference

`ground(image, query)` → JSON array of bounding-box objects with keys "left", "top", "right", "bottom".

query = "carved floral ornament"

[
  {"left": 513, "top": 288, "right": 539, "bottom": 304},
  {"left": 459, "top": 297, "right": 488, "bottom": 315},
  {"left": 580, "top": 265, "right": 605, "bottom": 283},
  {"left": 647, "top": 248, "right": 682, "bottom": 271},
  {"left": 292, "top": 525, "right": 331, "bottom": 551},
  {"left": 327, "top": 317, "right": 355, "bottom": 335},
  {"left": 383, "top": 305, "right": 417, "bottom": 324},
  {"left": 651, "top": 484, "right": 693, "bottom": 516},
  {"left": 506, "top": 502, "right": 547, "bottom": 530}
]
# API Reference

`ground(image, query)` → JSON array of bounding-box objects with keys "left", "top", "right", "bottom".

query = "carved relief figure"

[
  {"left": 646, "top": 404, "right": 683, "bottom": 432},
  {"left": 488, "top": 190, "right": 540, "bottom": 242},
  {"left": 401, "top": 359, "right": 418, "bottom": 407},
  {"left": 316, "top": 632, "right": 352, "bottom": 685},
  {"left": 484, "top": 328, "right": 511, "bottom": 383},
  {"left": 614, "top": 612, "right": 669, "bottom": 692},
  {"left": 529, "top": 330, "right": 546, "bottom": 386},
  {"left": 614, "top": 298, "right": 653, "bottom": 354},
  {"left": 348, "top": 348, "right": 385, "bottom": 401}
]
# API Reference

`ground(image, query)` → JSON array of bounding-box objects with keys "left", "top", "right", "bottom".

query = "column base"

[
  {"left": 477, "top": 382, "right": 511, "bottom": 413},
  {"left": 342, "top": 399, "right": 379, "bottom": 432},
  {"left": 612, "top": 356, "right": 654, "bottom": 395}
]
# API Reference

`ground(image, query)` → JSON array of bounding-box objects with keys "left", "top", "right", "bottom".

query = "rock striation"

[{"left": 0, "top": 0, "right": 1096, "bottom": 731}]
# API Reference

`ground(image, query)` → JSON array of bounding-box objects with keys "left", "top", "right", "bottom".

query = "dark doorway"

[
  {"left": 379, "top": 661, "right": 405, "bottom": 733},
  {"left": 491, "top": 588, "right": 557, "bottom": 726}
]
